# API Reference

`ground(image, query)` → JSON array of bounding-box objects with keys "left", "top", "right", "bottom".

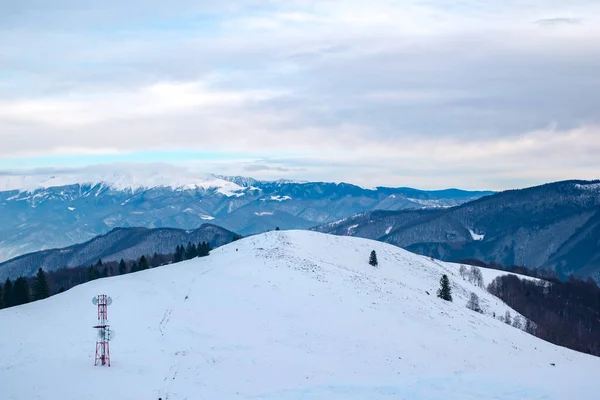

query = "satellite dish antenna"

[
  {"left": 92, "top": 296, "right": 113, "bottom": 306},
  {"left": 97, "top": 327, "right": 115, "bottom": 341}
]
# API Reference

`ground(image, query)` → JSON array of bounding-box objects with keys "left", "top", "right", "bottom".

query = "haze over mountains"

[
  {"left": 0, "top": 171, "right": 492, "bottom": 262},
  {"left": 315, "top": 180, "right": 600, "bottom": 280},
  {"left": 0, "top": 224, "right": 236, "bottom": 281}
]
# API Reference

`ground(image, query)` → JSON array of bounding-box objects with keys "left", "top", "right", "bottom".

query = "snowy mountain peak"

[
  {"left": 2, "top": 230, "right": 598, "bottom": 399},
  {"left": 0, "top": 169, "right": 246, "bottom": 196}
]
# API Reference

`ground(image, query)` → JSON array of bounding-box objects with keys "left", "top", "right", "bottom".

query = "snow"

[
  {"left": 385, "top": 226, "right": 393, "bottom": 235},
  {"left": 255, "top": 212, "right": 275, "bottom": 216},
  {"left": 0, "top": 168, "right": 246, "bottom": 197},
  {"left": 575, "top": 183, "right": 600, "bottom": 191},
  {"left": 347, "top": 223, "right": 359, "bottom": 235},
  {"left": 406, "top": 198, "right": 447, "bottom": 208},
  {"left": 1, "top": 231, "right": 598, "bottom": 400},
  {"left": 270, "top": 195, "right": 292, "bottom": 201},
  {"left": 468, "top": 229, "right": 485, "bottom": 241},
  {"left": 68, "top": 207, "right": 75, "bottom": 211},
  {"left": 200, "top": 215, "right": 215, "bottom": 220},
  {"left": 442, "top": 260, "right": 543, "bottom": 288}
]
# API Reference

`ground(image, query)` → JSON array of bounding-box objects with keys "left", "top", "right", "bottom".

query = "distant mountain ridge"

[
  {"left": 0, "top": 223, "right": 237, "bottom": 281},
  {"left": 0, "top": 172, "right": 492, "bottom": 261},
  {"left": 314, "top": 180, "right": 600, "bottom": 280}
]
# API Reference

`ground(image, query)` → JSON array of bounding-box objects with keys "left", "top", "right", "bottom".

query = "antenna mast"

[{"left": 92, "top": 294, "right": 113, "bottom": 367}]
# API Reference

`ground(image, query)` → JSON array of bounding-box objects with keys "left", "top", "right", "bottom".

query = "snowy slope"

[{"left": 1, "top": 231, "right": 598, "bottom": 400}]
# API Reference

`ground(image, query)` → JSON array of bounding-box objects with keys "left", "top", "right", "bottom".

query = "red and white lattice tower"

[{"left": 92, "top": 294, "right": 112, "bottom": 367}]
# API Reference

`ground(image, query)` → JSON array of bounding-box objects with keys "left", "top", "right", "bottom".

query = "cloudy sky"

[{"left": 1, "top": 0, "right": 599, "bottom": 190}]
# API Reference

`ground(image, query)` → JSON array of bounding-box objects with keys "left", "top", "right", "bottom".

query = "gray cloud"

[
  {"left": 243, "top": 163, "right": 292, "bottom": 172},
  {"left": 1, "top": 1, "right": 600, "bottom": 188},
  {"left": 535, "top": 18, "right": 582, "bottom": 26}
]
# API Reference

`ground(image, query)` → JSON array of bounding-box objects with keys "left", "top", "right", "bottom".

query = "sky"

[{"left": 1, "top": 0, "right": 600, "bottom": 190}]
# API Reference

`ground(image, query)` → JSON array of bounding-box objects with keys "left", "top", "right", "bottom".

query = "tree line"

[
  {"left": 488, "top": 273, "right": 600, "bottom": 356},
  {"left": 0, "top": 239, "right": 218, "bottom": 310},
  {"left": 457, "top": 258, "right": 559, "bottom": 280}
]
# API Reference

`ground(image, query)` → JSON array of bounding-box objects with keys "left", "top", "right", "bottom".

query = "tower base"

[{"left": 94, "top": 341, "right": 111, "bottom": 367}]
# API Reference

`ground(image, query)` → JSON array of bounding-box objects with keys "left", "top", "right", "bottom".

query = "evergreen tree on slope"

[
  {"left": 369, "top": 250, "right": 378, "bottom": 266},
  {"left": 4, "top": 278, "right": 13, "bottom": 308},
  {"left": 118, "top": 259, "right": 127, "bottom": 275},
  {"left": 139, "top": 255, "right": 150, "bottom": 270},
  {"left": 13, "top": 277, "right": 31, "bottom": 306},
  {"left": 437, "top": 274, "right": 453, "bottom": 302},
  {"left": 34, "top": 268, "right": 50, "bottom": 300}
]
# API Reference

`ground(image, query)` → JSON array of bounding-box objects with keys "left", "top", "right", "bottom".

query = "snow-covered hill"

[{"left": 1, "top": 231, "right": 597, "bottom": 400}]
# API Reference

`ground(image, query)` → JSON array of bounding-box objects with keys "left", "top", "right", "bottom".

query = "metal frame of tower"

[{"left": 93, "top": 294, "right": 112, "bottom": 367}]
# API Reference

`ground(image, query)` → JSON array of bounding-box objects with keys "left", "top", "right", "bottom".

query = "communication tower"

[{"left": 92, "top": 294, "right": 113, "bottom": 366}]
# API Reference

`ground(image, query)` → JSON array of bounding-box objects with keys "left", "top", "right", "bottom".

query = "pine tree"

[
  {"left": 437, "top": 274, "right": 453, "bottom": 301},
  {"left": 0, "top": 283, "right": 4, "bottom": 309},
  {"left": 275, "top": 226, "right": 280, "bottom": 231},
  {"left": 96, "top": 258, "right": 103, "bottom": 267},
  {"left": 184, "top": 242, "right": 192, "bottom": 259},
  {"left": 369, "top": 250, "right": 378, "bottom": 266},
  {"left": 118, "top": 259, "right": 127, "bottom": 275},
  {"left": 174, "top": 245, "right": 182, "bottom": 263},
  {"left": 87, "top": 265, "right": 99, "bottom": 281},
  {"left": 504, "top": 310, "right": 512, "bottom": 325},
  {"left": 130, "top": 262, "right": 139, "bottom": 273},
  {"left": 13, "top": 277, "right": 31, "bottom": 306},
  {"left": 466, "top": 292, "right": 481, "bottom": 312},
  {"left": 33, "top": 268, "right": 50, "bottom": 301},
  {"left": 151, "top": 252, "right": 160, "bottom": 267},
  {"left": 4, "top": 278, "right": 13, "bottom": 308},
  {"left": 139, "top": 255, "right": 149, "bottom": 270},
  {"left": 184, "top": 242, "right": 198, "bottom": 259},
  {"left": 198, "top": 241, "right": 211, "bottom": 257}
]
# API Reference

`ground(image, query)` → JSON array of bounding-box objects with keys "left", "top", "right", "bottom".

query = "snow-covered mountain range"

[
  {"left": 0, "top": 171, "right": 492, "bottom": 261},
  {"left": 1, "top": 231, "right": 597, "bottom": 399}
]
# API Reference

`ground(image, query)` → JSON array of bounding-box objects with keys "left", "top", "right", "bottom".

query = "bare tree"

[
  {"left": 469, "top": 266, "right": 484, "bottom": 288},
  {"left": 504, "top": 310, "right": 512, "bottom": 325},
  {"left": 459, "top": 265, "right": 468, "bottom": 280},
  {"left": 466, "top": 292, "right": 482, "bottom": 313},
  {"left": 513, "top": 315, "right": 523, "bottom": 330}
]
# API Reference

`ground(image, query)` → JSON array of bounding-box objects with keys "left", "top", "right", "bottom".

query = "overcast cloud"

[{"left": 1, "top": 0, "right": 599, "bottom": 189}]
